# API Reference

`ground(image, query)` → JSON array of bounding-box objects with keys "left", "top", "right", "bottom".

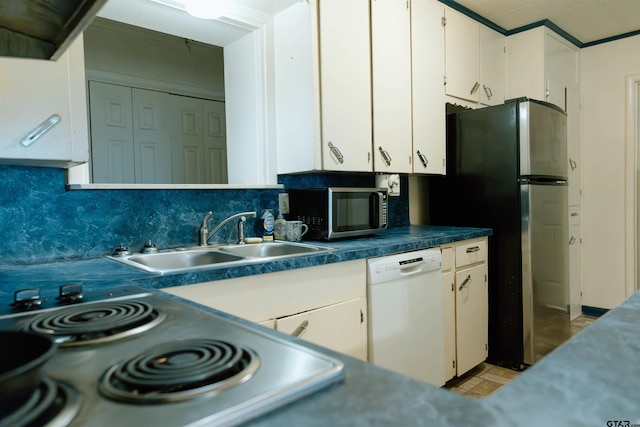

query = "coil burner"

[
  {"left": 99, "top": 339, "right": 260, "bottom": 403},
  {"left": 0, "top": 379, "right": 82, "bottom": 427},
  {"left": 28, "top": 301, "right": 165, "bottom": 346}
]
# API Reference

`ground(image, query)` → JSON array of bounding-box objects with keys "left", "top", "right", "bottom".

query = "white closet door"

[
  {"left": 171, "top": 95, "right": 205, "bottom": 184},
  {"left": 89, "top": 81, "right": 134, "bottom": 183},
  {"left": 132, "top": 89, "right": 172, "bottom": 184},
  {"left": 202, "top": 100, "right": 228, "bottom": 184}
]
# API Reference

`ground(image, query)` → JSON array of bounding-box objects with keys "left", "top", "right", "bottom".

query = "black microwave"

[{"left": 287, "top": 188, "right": 388, "bottom": 240}]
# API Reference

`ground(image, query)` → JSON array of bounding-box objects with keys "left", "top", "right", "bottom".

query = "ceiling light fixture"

[{"left": 183, "top": 0, "right": 231, "bottom": 19}]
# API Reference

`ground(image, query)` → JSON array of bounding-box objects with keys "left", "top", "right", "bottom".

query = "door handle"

[
  {"left": 416, "top": 150, "right": 428, "bottom": 168},
  {"left": 459, "top": 274, "right": 472, "bottom": 291},
  {"left": 20, "top": 114, "right": 61, "bottom": 147},
  {"left": 327, "top": 142, "right": 344, "bottom": 164},
  {"left": 378, "top": 146, "right": 392, "bottom": 166},
  {"left": 470, "top": 81, "right": 480, "bottom": 95},
  {"left": 483, "top": 84, "right": 492, "bottom": 100},
  {"left": 290, "top": 320, "right": 309, "bottom": 338}
]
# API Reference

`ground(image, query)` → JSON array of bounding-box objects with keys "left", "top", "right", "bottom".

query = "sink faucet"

[{"left": 199, "top": 211, "right": 257, "bottom": 246}]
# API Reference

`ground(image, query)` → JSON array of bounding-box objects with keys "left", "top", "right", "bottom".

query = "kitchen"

[{"left": 1, "top": 0, "right": 639, "bottom": 425}]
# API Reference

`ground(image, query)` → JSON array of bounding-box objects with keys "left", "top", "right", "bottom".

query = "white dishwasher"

[{"left": 367, "top": 248, "right": 445, "bottom": 387}]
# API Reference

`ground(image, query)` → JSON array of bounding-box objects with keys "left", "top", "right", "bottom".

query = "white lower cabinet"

[
  {"left": 164, "top": 260, "right": 368, "bottom": 361},
  {"left": 441, "top": 237, "right": 489, "bottom": 380},
  {"left": 275, "top": 297, "right": 367, "bottom": 360}
]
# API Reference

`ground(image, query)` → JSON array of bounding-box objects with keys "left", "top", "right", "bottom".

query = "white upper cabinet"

[
  {"left": 506, "top": 27, "right": 579, "bottom": 111},
  {"left": 411, "top": 0, "right": 446, "bottom": 174},
  {"left": 479, "top": 26, "right": 506, "bottom": 106},
  {"left": 0, "top": 36, "right": 88, "bottom": 167},
  {"left": 506, "top": 27, "right": 581, "bottom": 206},
  {"left": 444, "top": 8, "right": 480, "bottom": 103},
  {"left": 444, "top": 8, "right": 505, "bottom": 106},
  {"left": 371, "top": 0, "right": 413, "bottom": 173},
  {"left": 274, "top": 0, "right": 373, "bottom": 174}
]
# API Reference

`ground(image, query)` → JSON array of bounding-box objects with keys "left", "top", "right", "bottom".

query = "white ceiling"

[
  {"left": 450, "top": 0, "right": 640, "bottom": 44},
  {"left": 96, "top": 0, "right": 640, "bottom": 47},
  {"left": 96, "top": 0, "right": 298, "bottom": 46}
]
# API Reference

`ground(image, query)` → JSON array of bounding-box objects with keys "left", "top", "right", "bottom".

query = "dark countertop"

[
  {"left": 3, "top": 225, "right": 637, "bottom": 426},
  {"left": 0, "top": 225, "right": 491, "bottom": 303}
]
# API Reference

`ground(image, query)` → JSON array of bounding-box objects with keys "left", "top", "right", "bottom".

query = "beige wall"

[{"left": 580, "top": 35, "right": 640, "bottom": 308}]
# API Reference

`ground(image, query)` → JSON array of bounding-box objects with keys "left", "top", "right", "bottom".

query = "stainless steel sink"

[
  {"left": 219, "top": 242, "right": 333, "bottom": 258},
  {"left": 106, "top": 242, "right": 335, "bottom": 274},
  {"left": 108, "top": 248, "right": 246, "bottom": 274}
]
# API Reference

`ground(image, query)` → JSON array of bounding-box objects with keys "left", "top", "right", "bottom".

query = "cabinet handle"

[
  {"left": 470, "top": 81, "right": 480, "bottom": 95},
  {"left": 571, "top": 212, "right": 579, "bottom": 217},
  {"left": 290, "top": 319, "right": 309, "bottom": 338},
  {"left": 416, "top": 150, "right": 428, "bottom": 168},
  {"left": 378, "top": 146, "right": 392, "bottom": 166},
  {"left": 459, "top": 274, "right": 472, "bottom": 291},
  {"left": 20, "top": 114, "right": 61, "bottom": 147},
  {"left": 466, "top": 246, "right": 480, "bottom": 253},
  {"left": 327, "top": 142, "right": 345, "bottom": 164},
  {"left": 569, "top": 235, "right": 576, "bottom": 245},
  {"left": 483, "top": 84, "right": 492, "bottom": 100},
  {"left": 569, "top": 158, "right": 577, "bottom": 170}
]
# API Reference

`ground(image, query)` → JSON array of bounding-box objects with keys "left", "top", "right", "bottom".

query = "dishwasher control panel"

[{"left": 367, "top": 248, "right": 442, "bottom": 284}]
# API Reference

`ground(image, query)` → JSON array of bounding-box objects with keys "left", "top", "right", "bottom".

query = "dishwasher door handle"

[{"left": 399, "top": 263, "right": 426, "bottom": 276}]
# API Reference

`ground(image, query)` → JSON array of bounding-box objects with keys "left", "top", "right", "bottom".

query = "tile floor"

[{"left": 444, "top": 314, "right": 598, "bottom": 397}]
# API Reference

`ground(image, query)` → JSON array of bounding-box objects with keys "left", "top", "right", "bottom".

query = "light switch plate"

[{"left": 279, "top": 193, "right": 289, "bottom": 214}]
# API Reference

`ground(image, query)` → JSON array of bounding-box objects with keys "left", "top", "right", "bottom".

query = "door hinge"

[
  {"left": 360, "top": 309, "right": 364, "bottom": 324},
  {"left": 443, "top": 75, "right": 447, "bottom": 86},
  {"left": 441, "top": 16, "right": 446, "bottom": 27},
  {"left": 485, "top": 274, "right": 487, "bottom": 282},
  {"left": 451, "top": 283, "right": 454, "bottom": 292},
  {"left": 453, "top": 360, "right": 456, "bottom": 369},
  {"left": 485, "top": 344, "right": 488, "bottom": 351}
]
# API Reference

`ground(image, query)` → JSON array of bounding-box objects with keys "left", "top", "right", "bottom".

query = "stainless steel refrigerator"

[{"left": 429, "top": 98, "right": 570, "bottom": 369}]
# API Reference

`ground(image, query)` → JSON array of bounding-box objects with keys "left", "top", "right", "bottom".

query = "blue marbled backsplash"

[{"left": 0, "top": 166, "right": 409, "bottom": 264}]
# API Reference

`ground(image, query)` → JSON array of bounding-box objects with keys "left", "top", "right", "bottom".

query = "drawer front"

[
  {"left": 441, "top": 247, "right": 454, "bottom": 271},
  {"left": 455, "top": 239, "right": 487, "bottom": 268}
]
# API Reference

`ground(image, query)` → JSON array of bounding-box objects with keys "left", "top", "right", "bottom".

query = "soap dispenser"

[{"left": 260, "top": 209, "right": 275, "bottom": 241}]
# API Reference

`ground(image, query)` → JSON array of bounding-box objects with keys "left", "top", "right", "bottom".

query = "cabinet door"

[
  {"left": 411, "top": 0, "right": 446, "bottom": 175},
  {"left": 455, "top": 263, "right": 488, "bottom": 375},
  {"left": 276, "top": 297, "right": 368, "bottom": 361},
  {"left": 442, "top": 269, "right": 456, "bottom": 381},
  {"left": 479, "top": 26, "right": 505, "bottom": 106},
  {"left": 0, "top": 36, "right": 88, "bottom": 166},
  {"left": 444, "top": 9, "right": 480, "bottom": 103},
  {"left": 319, "top": 0, "right": 373, "bottom": 172},
  {"left": 371, "top": 0, "right": 412, "bottom": 173},
  {"left": 569, "top": 225, "right": 582, "bottom": 320},
  {"left": 567, "top": 86, "right": 581, "bottom": 206}
]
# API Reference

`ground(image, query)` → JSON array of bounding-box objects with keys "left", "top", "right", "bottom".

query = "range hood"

[{"left": 0, "top": 0, "right": 108, "bottom": 60}]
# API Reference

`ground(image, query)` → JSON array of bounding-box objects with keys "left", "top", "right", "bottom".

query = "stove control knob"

[
  {"left": 12, "top": 288, "right": 43, "bottom": 310},
  {"left": 58, "top": 283, "right": 84, "bottom": 303}
]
